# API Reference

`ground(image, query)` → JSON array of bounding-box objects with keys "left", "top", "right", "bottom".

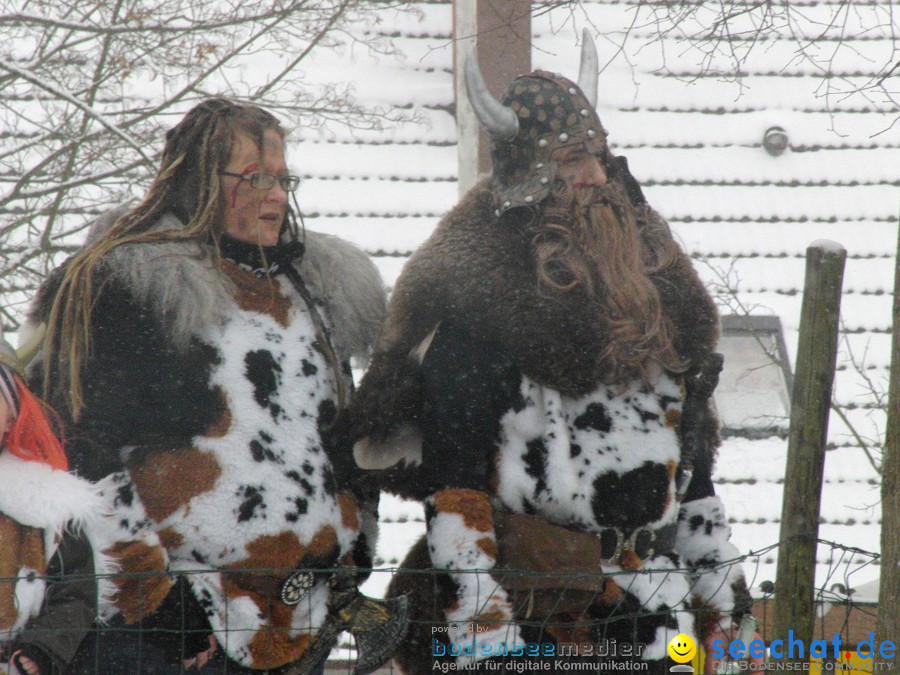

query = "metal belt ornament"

[
  {"left": 597, "top": 526, "right": 657, "bottom": 565},
  {"left": 281, "top": 570, "right": 316, "bottom": 606}
]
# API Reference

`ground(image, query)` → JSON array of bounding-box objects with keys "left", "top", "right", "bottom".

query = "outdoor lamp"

[{"left": 763, "top": 126, "right": 789, "bottom": 156}]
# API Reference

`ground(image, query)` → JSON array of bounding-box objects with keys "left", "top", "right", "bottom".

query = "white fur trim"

[
  {"left": 427, "top": 507, "right": 520, "bottom": 665},
  {"left": 10, "top": 570, "right": 46, "bottom": 638},
  {"left": 601, "top": 556, "right": 695, "bottom": 659},
  {"left": 176, "top": 564, "right": 329, "bottom": 669},
  {"left": 0, "top": 452, "right": 118, "bottom": 640},
  {"left": 92, "top": 471, "right": 162, "bottom": 621},
  {"left": 676, "top": 495, "right": 746, "bottom": 614},
  {"left": 0, "top": 451, "right": 104, "bottom": 541}
]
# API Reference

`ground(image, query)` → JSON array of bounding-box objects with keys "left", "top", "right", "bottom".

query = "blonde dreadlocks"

[{"left": 44, "top": 99, "right": 291, "bottom": 418}]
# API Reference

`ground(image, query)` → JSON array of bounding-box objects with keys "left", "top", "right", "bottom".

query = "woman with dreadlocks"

[
  {"left": 0, "top": 333, "right": 112, "bottom": 675},
  {"left": 27, "top": 99, "right": 392, "bottom": 673}
]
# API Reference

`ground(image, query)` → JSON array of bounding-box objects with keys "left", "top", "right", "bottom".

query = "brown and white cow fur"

[{"left": 29, "top": 211, "right": 386, "bottom": 669}]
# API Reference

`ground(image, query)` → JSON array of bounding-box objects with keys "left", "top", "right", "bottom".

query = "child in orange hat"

[{"left": 0, "top": 334, "right": 110, "bottom": 675}]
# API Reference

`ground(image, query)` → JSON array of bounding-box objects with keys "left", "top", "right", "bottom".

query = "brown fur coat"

[{"left": 351, "top": 179, "right": 719, "bottom": 461}]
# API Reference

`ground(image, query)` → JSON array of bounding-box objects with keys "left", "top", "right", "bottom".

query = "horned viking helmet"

[{"left": 465, "top": 30, "right": 609, "bottom": 216}]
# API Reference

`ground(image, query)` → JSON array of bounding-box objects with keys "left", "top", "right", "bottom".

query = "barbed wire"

[{"left": 0, "top": 538, "right": 881, "bottom": 673}]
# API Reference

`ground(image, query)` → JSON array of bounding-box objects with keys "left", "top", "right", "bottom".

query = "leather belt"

[{"left": 494, "top": 511, "right": 678, "bottom": 596}]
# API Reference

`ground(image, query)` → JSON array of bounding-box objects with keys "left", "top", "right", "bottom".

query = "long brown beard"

[{"left": 533, "top": 180, "right": 686, "bottom": 382}]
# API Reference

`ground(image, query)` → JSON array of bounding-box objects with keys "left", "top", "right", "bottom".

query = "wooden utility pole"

[
  {"left": 453, "top": 0, "right": 531, "bottom": 195},
  {"left": 874, "top": 222, "right": 899, "bottom": 669},
  {"left": 773, "top": 241, "right": 846, "bottom": 667}
]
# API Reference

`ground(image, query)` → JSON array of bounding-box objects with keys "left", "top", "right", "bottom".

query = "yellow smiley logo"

[{"left": 667, "top": 633, "right": 697, "bottom": 663}]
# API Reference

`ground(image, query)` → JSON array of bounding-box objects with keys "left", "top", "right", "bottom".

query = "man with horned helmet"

[
  {"left": 349, "top": 34, "right": 759, "bottom": 673},
  {"left": 26, "top": 99, "right": 405, "bottom": 674}
]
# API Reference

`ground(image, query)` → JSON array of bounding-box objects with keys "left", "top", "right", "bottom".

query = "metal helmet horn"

[{"left": 464, "top": 29, "right": 609, "bottom": 216}]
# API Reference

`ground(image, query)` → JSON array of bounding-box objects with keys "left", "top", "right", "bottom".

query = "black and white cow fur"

[
  {"left": 350, "top": 181, "right": 752, "bottom": 673},
  {"left": 29, "top": 211, "right": 386, "bottom": 669}
]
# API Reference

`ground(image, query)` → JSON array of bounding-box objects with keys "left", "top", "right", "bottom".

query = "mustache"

[
  {"left": 542, "top": 181, "right": 635, "bottom": 229},
  {"left": 572, "top": 183, "right": 614, "bottom": 206}
]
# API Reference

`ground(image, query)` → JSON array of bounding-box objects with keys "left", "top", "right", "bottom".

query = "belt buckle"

[
  {"left": 625, "top": 526, "right": 656, "bottom": 561},
  {"left": 597, "top": 526, "right": 657, "bottom": 564},
  {"left": 281, "top": 570, "right": 316, "bottom": 606},
  {"left": 598, "top": 527, "right": 625, "bottom": 565}
]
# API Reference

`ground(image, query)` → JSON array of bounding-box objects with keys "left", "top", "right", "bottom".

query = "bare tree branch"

[
  {"left": 0, "top": 59, "right": 153, "bottom": 163},
  {"left": 700, "top": 257, "right": 887, "bottom": 471},
  {"left": 0, "top": 0, "right": 419, "bottom": 326},
  {"left": 555, "top": 0, "right": 899, "bottom": 125}
]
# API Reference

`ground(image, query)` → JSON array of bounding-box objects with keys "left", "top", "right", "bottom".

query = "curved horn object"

[
  {"left": 16, "top": 322, "right": 46, "bottom": 371},
  {"left": 464, "top": 55, "right": 519, "bottom": 142},
  {"left": 577, "top": 28, "right": 598, "bottom": 107}
]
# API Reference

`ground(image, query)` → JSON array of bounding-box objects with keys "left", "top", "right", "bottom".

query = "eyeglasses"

[{"left": 220, "top": 172, "right": 301, "bottom": 193}]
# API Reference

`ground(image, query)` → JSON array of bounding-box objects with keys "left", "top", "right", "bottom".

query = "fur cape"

[
  {"left": 26, "top": 208, "right": 387, "bottom": 477},
  {"left": 48, "top": 206, "right": 387, "bottom": 366},
  {"left": 351, "top": 179, "right": 719, "bottom": 465}
]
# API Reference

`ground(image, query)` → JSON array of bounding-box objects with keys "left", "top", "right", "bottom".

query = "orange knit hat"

[{"left": 0, "top": 333, "right": 68, "bottom": 471}]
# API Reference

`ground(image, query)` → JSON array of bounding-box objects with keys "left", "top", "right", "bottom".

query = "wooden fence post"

[
  {"left": 773, "top": 240, "right": 847, "bottom": 666},
  {"left": 874, "top": 222, "right": 899, "bottom": 669}
]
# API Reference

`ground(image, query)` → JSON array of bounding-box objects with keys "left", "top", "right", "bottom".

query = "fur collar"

[
  {"left": 371, "top": 180, "right": 717, "bottom": 395},
  {"left": 80, "top": 207, "right": 386, "bottom": 364}
]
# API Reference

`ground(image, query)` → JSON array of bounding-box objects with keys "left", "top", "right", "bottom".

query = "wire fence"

[{"left": 0, "top": 538, "right": 882, "bottom": 674}]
